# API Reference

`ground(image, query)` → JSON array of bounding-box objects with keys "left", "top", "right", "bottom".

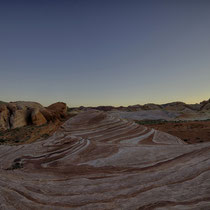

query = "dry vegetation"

[
  {"left": 0, "top": 112, "right": 77, "bottom": 145},
  {"left": 0, "top": 121, "right": 63, "bottom": 145},
  {"left": 136, "top": 119, "right": 210, "bottom": 144}
]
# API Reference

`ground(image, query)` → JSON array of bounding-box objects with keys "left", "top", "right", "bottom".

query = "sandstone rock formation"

[
  {"left": 31, "top": 108, "right": 47, "bottom": 126},
  {"left": 83, "top": 99, "right": 210, "bottom": 113},
  {"left": 0, "top": 101, "right": 67, "bottom": 131},
  {"left": 141, "top": 103, "right": 162, "bottom": 110},
  {"left": 10, "top": 109, "right": 30, "bottom": 129},
  {"left": 200, "top": 99, "right": 210, "bottom": 110},
  {"left": 0, "top": 104, "right": 10, "bottom": 130},
  {"left": 101, "top": 99, "right": 210, "bottom": 121},
  {"left": 0, "top": 110, "right": 209, "bottom": 209},
  {"left": 46, "top": 102, "right": 67, "bottom": 120}
]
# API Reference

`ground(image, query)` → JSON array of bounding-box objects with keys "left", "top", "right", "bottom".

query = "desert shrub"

[
  {"left": 135, "top": 119, "right": 167, "bottom": 125},
  {"left": 0, "top": 139, "right": 5, "bottom": 143},
  {"left": 14, "top": 158, "right": 21, "bottom": 162},
  {"left": 11, "top": 162, "right": 23, "bottom": 169},
  {"left": 6, "top": 161, "right": 23, "bottom": 170}
]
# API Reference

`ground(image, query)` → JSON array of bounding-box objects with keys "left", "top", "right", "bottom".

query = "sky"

[{"left": 0, "top": 0, "right": 210, "bottom": 107}]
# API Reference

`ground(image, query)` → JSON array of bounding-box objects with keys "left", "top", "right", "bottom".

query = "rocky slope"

[
  {"left": 0, "top": 101, "right": 67, "bottom": 131},
  {"left": 81, "top": 99, "right": 210, "bottom": 112},
  {"left": 0, "top": 110, "right": 209, "bottom": 209},
  {"left": 145, "top": 120, "right": 210, "bottom": 144},
  {"left": 100, "top": 99, "right": 210, "bottom": 121}
]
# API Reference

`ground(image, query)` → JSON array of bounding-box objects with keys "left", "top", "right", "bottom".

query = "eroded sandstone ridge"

[
  {"left": 0, "top": 101, "right": 67, "bottom": 131},
  {"left": 76, "top": 99, "right": 210, "bottom": 121},
  {"left": 0, "top": 110, "right": 210, "bottom": 209}
]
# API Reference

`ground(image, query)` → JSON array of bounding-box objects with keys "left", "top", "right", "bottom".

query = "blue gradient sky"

[{"left": 1, "top": 0, "right": 210, "bottom": 107}]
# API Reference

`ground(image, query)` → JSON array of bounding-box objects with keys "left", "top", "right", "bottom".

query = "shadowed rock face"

[
  {"left": 0, "top": 110, "right": 210, "bottom": 209},
  {"left": 0, "top": 104, "right": 10, "bottom": 130}
]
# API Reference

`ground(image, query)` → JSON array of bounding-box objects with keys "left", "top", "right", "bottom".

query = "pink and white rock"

[{"left": 0, "top": 110, "right": 209, "bottom": 209}]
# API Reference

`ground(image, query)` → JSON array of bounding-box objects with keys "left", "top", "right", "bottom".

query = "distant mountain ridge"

[
  {"left": 75, "top": 99, "right": 210, "bottom": 112},
  {"left": 1, "top": 99, "right": 210, "bottom": 131}
]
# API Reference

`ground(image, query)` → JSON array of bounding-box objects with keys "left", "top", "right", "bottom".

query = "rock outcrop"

[
  {"left": 0, "top": 101, "right": 67, "bottom": 131},
  {"left": 46, "top": 102, "right": 67, "bottom": 120},
  {"left": 31, "top": 108, "right": 47, "bottom": 126},
  {"left": 79, "top": 99, "right": 210, "bottom": 121},
  {"left": 0, "top": 110, "right": 209, "bottom": 209},
  {"left": 40, "top": 102, "right": 67, "bottom": 122},
  {"left": 142, "top": 103, "right": 162, "bottom": 110},
  {"left": 0, "top": 104, "right": 10, "bottom": 130},
  {"left": 200, "top": 99, "right": 210, "bottom": 110},
  {"left": 10, "top": 109, "right": 30, "bottom": 129},
  {"left": 83, "top": 99, "right": 210, "bottom": 113}
]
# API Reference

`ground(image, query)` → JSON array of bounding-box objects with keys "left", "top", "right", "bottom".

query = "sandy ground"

[{"left": 145, "top": 120, "right": 210, "bottom": 144}]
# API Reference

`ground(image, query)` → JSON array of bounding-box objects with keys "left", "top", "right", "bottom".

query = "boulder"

[
  {"left": 45, "top": 102, "right": 67, "bottom": 120},
  {"left": 0, "top": 101, "right": 68, "bottom": 131},
  {"left": 4, "top": 101, "right": 47, "bottom": 129},
  {"left": 40, "top": 109, "right": 55, "bottom": 122},
  {"left": 31, "top": 109, "right": 47, "bottom": 126},
  {"left": 10, "top": 109, "right": 30, "bottom": 129}
]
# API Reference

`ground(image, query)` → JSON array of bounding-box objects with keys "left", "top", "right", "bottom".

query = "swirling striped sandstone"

[{"left": 0, "top": 110, "right": 210, "bottom": 210}]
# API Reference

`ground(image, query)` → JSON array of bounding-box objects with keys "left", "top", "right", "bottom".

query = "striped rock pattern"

[{"left": 0, "top": 110, "right": 210, "bottom": 210}]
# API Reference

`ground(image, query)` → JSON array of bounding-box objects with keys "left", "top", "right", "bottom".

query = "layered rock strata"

[{"left": 0, "top": 110, "right": 209, "bottom": 209}]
